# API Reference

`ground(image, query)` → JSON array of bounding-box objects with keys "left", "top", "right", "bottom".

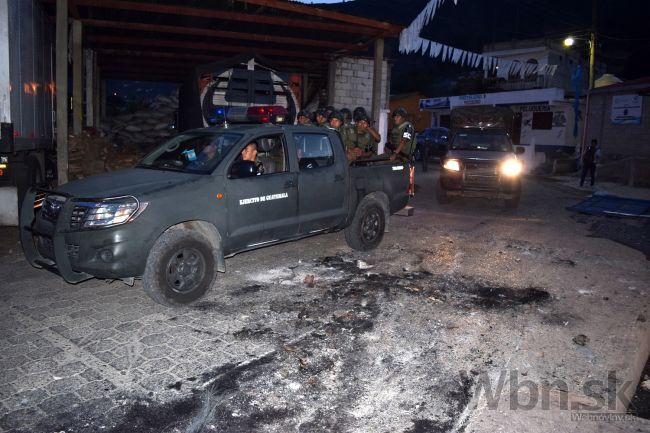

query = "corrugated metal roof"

[{"left": 40, "top": 0, "right": 403, "bottom": 82}]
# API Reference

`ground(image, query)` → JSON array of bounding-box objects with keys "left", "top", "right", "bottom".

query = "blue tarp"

[{"left": 568, "top": 192, "right": 650, "bottom": 218}]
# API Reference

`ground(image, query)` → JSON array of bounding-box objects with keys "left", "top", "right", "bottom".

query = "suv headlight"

[
  {"left": 501, "top": 159, "right": 523, "bottom": 177},
  {"left": 443, "top": 159, "right": 461, "bottom": 172},
  {"left": 74, "top": 196, "right": 148, "bottom": 228}
]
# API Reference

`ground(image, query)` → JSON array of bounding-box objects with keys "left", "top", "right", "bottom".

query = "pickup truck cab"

[{"left": 20, "top": 125, "right": 410, "bottom": 306}]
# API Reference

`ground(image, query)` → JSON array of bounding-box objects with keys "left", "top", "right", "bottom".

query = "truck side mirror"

[
  {"left": 515, "top": 147, "right": 525, "bottom": 155},
  {"left": 229, "top": 160, "right": 257, "bottom": 178}
]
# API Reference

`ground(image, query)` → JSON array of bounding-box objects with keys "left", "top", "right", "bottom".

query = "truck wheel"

[
  {"left": 143, "top": 228, "right": 216, "bottom": 306},
  {"left": 435, "top": 182, "right": 452, "bottom": 204},
  {"left": 505, "top": 193, "right": 521, "bottom": 209},
  {"left": 344, "top": 197, "right": 385, "bottom": 251}
]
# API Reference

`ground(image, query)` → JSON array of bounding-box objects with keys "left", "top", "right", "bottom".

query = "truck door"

[
  {"left": 225, "top": 135, "right": 298, "bottom": 249},
  {"left": 292, "top": 132, "right": 347, "bottom": 234}
]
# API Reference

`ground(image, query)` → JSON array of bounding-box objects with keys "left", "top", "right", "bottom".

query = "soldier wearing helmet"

[
  {"left": 296, "top": 110, "right": 313, "bottom": 126},
  {"left": 315, "top": 108, "right": 329, "bottom": 127},
  {"left": 327, "top": 110, "right": 344, "bottom": 131},
  {"left": 343, "top": 110, "right": 380, "bottom": 160},
  {"left": 386, "top": 107, "right": 415, "bottom": 161}
]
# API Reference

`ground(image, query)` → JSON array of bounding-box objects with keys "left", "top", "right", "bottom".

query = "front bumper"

[
  {"left": 440, "top": 170, "right": 521, "bottom": 199},
  {"left": 20, "top": 188, "right": 150, "bottom": 283}
]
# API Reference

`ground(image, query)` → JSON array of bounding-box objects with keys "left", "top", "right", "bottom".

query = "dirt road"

[{"left": 1, "top": 170, "right": 649, "bottom": 432}]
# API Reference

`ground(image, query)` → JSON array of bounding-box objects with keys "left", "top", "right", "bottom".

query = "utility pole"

[{"left": 588, "top": 0, "right": 597, "bottom": 89}]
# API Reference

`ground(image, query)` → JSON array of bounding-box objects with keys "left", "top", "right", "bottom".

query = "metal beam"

[
  {"left": 43, "top": 0, "right": 380, "bottom": 36},
  {"left": 72, "top": 20, "right": 82, "bottom": 134},
  {"left": 87, "top": 35, "right": 325, "bottom": 59},
  {"left": 95, "top": 48, "right": 327, "bottom": 68},
  {"left": 56, "top": 0, "right": 68, "bottom": 185},
  {"left": 371, "top": 38, "right": 384, "bottom": 126},
  {"left": 82, "top": 19, "right": 357, "bottom": 50},
  {"left": 236, "top": 0, "right": 402, "bottom": 35}
]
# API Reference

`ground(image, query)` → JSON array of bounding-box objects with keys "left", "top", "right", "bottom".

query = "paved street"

[{"left": 1, "top": 169, "right": 650, "bottom": 433}]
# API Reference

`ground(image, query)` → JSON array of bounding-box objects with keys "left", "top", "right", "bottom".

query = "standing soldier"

[
  {"left": 386, "top": 107, "right": 415, "bottom": 161},
  {"left": 386, "top": 107, "right": 416, "bottom": 196}
]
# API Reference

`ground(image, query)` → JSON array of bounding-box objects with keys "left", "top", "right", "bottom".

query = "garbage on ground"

[
  {"left": 303, "top": 275, "right": 315, "bottom": 287},
  {"left": 572, "top": 334, "right": 589, "bottom": 346}
]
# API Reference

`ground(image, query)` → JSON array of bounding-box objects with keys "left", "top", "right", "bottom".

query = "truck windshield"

[
  {"left": 450, "top": 132, "right": 513, "bottom": 152},
  {"left": 137, "top": 131, "right": 242, "bottom": 173}
]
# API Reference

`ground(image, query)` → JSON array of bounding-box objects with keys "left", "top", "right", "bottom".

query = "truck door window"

[
  {"left": 293, "top": 133, "right": 334, "bottom": 170},
  {"left": 229, "top": 135, "right": 287, "bottom": 178},
  {"left": 255, "top": 136, "right": 287, "bottom": 174}
]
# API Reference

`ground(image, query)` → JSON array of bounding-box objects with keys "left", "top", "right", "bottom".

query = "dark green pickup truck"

[{"left": 20, "top": 125, "right": 410, "bottom": 306}]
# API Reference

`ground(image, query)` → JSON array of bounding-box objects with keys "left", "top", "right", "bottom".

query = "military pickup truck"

[{"left": 20, "top": 125, "right": 410, "bottom": 306}]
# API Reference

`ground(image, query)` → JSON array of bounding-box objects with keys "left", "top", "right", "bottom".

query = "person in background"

[
  {"left": 296, "top": 110, "right": 313, "bottom": 126},
  {"left": 387, "top": 107, "right": 416, "bottom": 197},
  {"left": 580, "top": 138, "right": 600, "bottom": 187}
]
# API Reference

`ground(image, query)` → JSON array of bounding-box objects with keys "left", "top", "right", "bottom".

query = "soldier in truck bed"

[{"left": 344, "top": 111, "right": 381, "bottom": 161}]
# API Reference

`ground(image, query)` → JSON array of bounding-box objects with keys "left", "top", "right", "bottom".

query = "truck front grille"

[{"left": 70, "top": 206, "right": 88, "bottom": 230}]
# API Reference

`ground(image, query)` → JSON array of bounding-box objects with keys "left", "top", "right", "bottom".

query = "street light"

[{"left": 563, "top": 33, "right": 596, "bottom": 90}]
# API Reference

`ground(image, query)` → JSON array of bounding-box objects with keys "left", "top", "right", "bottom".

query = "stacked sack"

[
  {"left": 98, "top": 92, "right": 178, "bottom": 149},
  {"left": 67, "top": 129, "right": 145, "bottom": 180}
]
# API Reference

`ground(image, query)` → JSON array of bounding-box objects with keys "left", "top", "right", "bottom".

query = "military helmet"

[
  {"left": 352, "top": 106, "right": 368, "bottom": 122},
  {"left": 392, "top": 107, "right": 408, "bottom": 118},
  {"left": 328, "top": 110, "right": 343, "bottom": 122},
  {"left": 339, "top": 108, "right": 352, "bottom": 123}
]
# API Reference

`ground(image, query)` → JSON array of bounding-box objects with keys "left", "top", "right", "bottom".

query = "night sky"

[
  {"left": 110, "top": 0, "right": 650, "bottom": 99},
  {"left": 328, "top": 0, "right": 650, "bottom": 94}
]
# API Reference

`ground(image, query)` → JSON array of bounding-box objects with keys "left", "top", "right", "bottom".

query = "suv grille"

[{"left": 463, "top": 160, "right": 499, "bottom": 188}]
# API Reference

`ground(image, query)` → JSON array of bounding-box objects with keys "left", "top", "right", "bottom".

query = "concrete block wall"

[
  {"left": 586, "top": 93, "right": 650, "bottom": 159},
  {"left": 330, "top": 57, "right": 389, "bottom": 115}
]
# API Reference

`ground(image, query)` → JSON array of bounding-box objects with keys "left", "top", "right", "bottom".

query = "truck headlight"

[
  {"left": 443, "top": 159, "right": 461, "bottom": 172},
  {"left": 74, "top": 196, "right": 148, "bottom": 228},
  {"left": 501, "top": 159, "right": 523, "bottom": 177}
]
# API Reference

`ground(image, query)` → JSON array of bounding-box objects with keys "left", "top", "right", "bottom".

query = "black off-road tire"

[
  {"left": 344, "top": 197, "right": 385, "bottom": 251},
  {"left": 143, "top": 228, "right": 216, "bottom": 306},
  {"left": 435, "top": 181, "right": 452, "bottom": 204}
]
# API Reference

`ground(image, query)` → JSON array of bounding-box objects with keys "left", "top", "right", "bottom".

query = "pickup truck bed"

[{"left": 20, "top": 125, "right": 410, "bottom": 306}]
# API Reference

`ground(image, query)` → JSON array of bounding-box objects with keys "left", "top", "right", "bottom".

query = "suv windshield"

[
  {"left": 450, "top": 131, "right": 513, "bottom": 152},
  {"left": 137, "top": 131, "right": 242, "bottom": 173}
]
